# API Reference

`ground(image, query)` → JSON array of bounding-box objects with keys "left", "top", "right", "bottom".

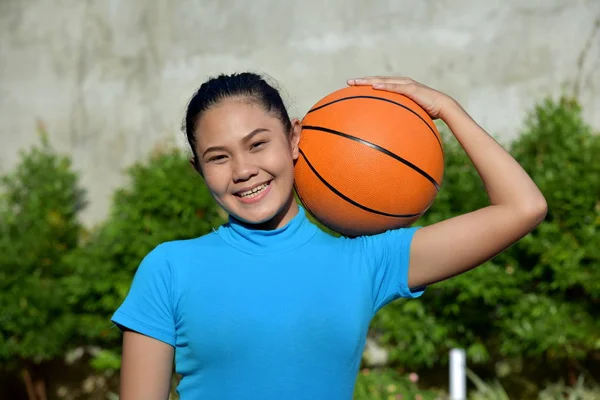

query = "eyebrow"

[{"left": 202, "top": 128, "right": 270, "bottom": 158}]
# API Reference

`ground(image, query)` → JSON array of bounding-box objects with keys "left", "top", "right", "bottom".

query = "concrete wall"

[{"left": 1, "top": 0, "right": 599, "bottom": 225}]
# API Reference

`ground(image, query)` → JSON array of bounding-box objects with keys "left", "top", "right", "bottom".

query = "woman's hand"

[{"left": 347, "top": 76, "right": 456, "bottom": 120}]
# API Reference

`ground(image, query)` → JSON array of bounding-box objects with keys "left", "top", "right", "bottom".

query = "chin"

[
  {"left": 226, "top": 204, "right": 278, "bottom": 225},
  {"left": 228, "top": 197, "right": 292, "bottom": 228}
]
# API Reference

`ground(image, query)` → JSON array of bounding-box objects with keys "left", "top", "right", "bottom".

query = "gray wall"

[{"left": 1, "top": 0, "right": 599, "bottom": 225}]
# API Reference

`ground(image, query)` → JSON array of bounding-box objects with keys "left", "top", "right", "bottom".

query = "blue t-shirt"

[{"left": 111, "top": 206, "right": 424, "bottom": 399}]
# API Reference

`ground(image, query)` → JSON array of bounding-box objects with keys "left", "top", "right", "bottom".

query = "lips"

[{"left": 235, "top": 180, "right": 272, "bottom": 198}]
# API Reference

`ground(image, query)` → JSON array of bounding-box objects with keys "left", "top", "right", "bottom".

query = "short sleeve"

[
  {"left": 111, "top": 244, "right": 176, "bottom": 347},
  {"left": 360, "top": 227, "right": 426, "bottom": 313}
]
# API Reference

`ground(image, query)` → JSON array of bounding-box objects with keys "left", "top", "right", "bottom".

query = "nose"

[{"left": 232, "top": 156, "right": 259, "bottom": 183}]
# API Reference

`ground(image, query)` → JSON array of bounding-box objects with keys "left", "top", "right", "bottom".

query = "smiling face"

[{"left": 194, "top": 97, "right": 302, "bottom": 229}]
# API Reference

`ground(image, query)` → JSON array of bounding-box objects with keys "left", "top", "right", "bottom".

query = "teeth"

[{"left": 239, "top": 183, "right": 269, "bottom": 198}]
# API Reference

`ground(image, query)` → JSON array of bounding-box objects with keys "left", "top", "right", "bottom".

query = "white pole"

[{"left": 449, "top": 348, "right": 466, "bottom": 400}]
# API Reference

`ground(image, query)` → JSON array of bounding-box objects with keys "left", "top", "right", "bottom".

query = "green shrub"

[
  {"left": 353, "top": 368, "right": 444, "bottom": 400},
  {"left": 467, "top": 369, "right": 511, "bottom": 400},
  {"left": 0, "top": 130, "right": 86, "bottom": 396},
  {"left": 466, "top": 370, "right": 600, "bottom": 400},
  {"left": 539, "top": 376, "right": 600, "bottom": 400},
  {"left": 499, "top": 98, "right": 600, "bottom": 361}
]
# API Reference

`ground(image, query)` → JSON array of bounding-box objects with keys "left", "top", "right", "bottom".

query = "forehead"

[{"left": 195, "top": 98, "right": 279, "bottom": 142}]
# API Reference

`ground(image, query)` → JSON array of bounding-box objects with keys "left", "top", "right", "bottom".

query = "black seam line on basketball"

[
  {"left": 298, "top": 149, "right": 422, "bottom": 219},
  {"left": 302, "top": 125, "right": 441, "bottom": 190},
  {"left": 306, "top": 95, "right": 442, "bottom": 152}
]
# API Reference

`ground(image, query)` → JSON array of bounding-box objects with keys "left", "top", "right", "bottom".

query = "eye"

[
  {"left": 208, "top": 155, "right": 227, "bottom": 163},
  {"left": 251, "top": 141, "right": 268, "bottom": 150}
]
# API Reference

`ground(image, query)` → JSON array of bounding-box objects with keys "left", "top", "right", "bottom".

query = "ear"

[
  {"left": 289, "top": 118, "right": 302, "bottom": 160},
  {"left": 189, "top": 157, "right": 203, "bottom": 176}
]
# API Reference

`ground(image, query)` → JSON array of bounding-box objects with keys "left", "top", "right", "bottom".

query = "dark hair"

[{"left": 183, "top": 72, "right": 292, "bottom": 169}]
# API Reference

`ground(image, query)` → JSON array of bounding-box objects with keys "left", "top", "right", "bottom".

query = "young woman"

[{"left": 111, "top": 73, "right": 547, "bottom": 399}]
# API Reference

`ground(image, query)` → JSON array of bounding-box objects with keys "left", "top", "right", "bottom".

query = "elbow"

[
  {"left": 517, "top": 195, "right": 548, "bottom": 227},
  {"left": 532, "top": 199, "right": 548, "bottom": 226}
]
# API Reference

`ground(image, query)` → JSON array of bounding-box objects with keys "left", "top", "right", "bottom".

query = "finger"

[
  {"left": 351, "top": 75, "right": 386, "bottom": 81},
  {"left": 348, "top": 77, "right": 414, "bottom": 86},
  {"left": 372, "top": 82, "right": 419, "bottom": 95},
  {"left": 347, "top": 76, "right": 390, "bottom": 85},
  {"left": 348, "top": 76, "right": 385, "bottom": 85}
]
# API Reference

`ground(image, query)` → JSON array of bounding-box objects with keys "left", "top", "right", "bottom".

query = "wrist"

[{"left": 439, "top": 97, "right": 466, "bottom": 122}]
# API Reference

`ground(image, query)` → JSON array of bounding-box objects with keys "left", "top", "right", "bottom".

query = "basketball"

[{"left": 294, "top": 85, "right": 444, "bottom": 237}]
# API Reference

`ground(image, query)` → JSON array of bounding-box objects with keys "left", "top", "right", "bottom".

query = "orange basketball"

[{"left": 294, "top": 85, "right": 444, "bottom": 237}]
